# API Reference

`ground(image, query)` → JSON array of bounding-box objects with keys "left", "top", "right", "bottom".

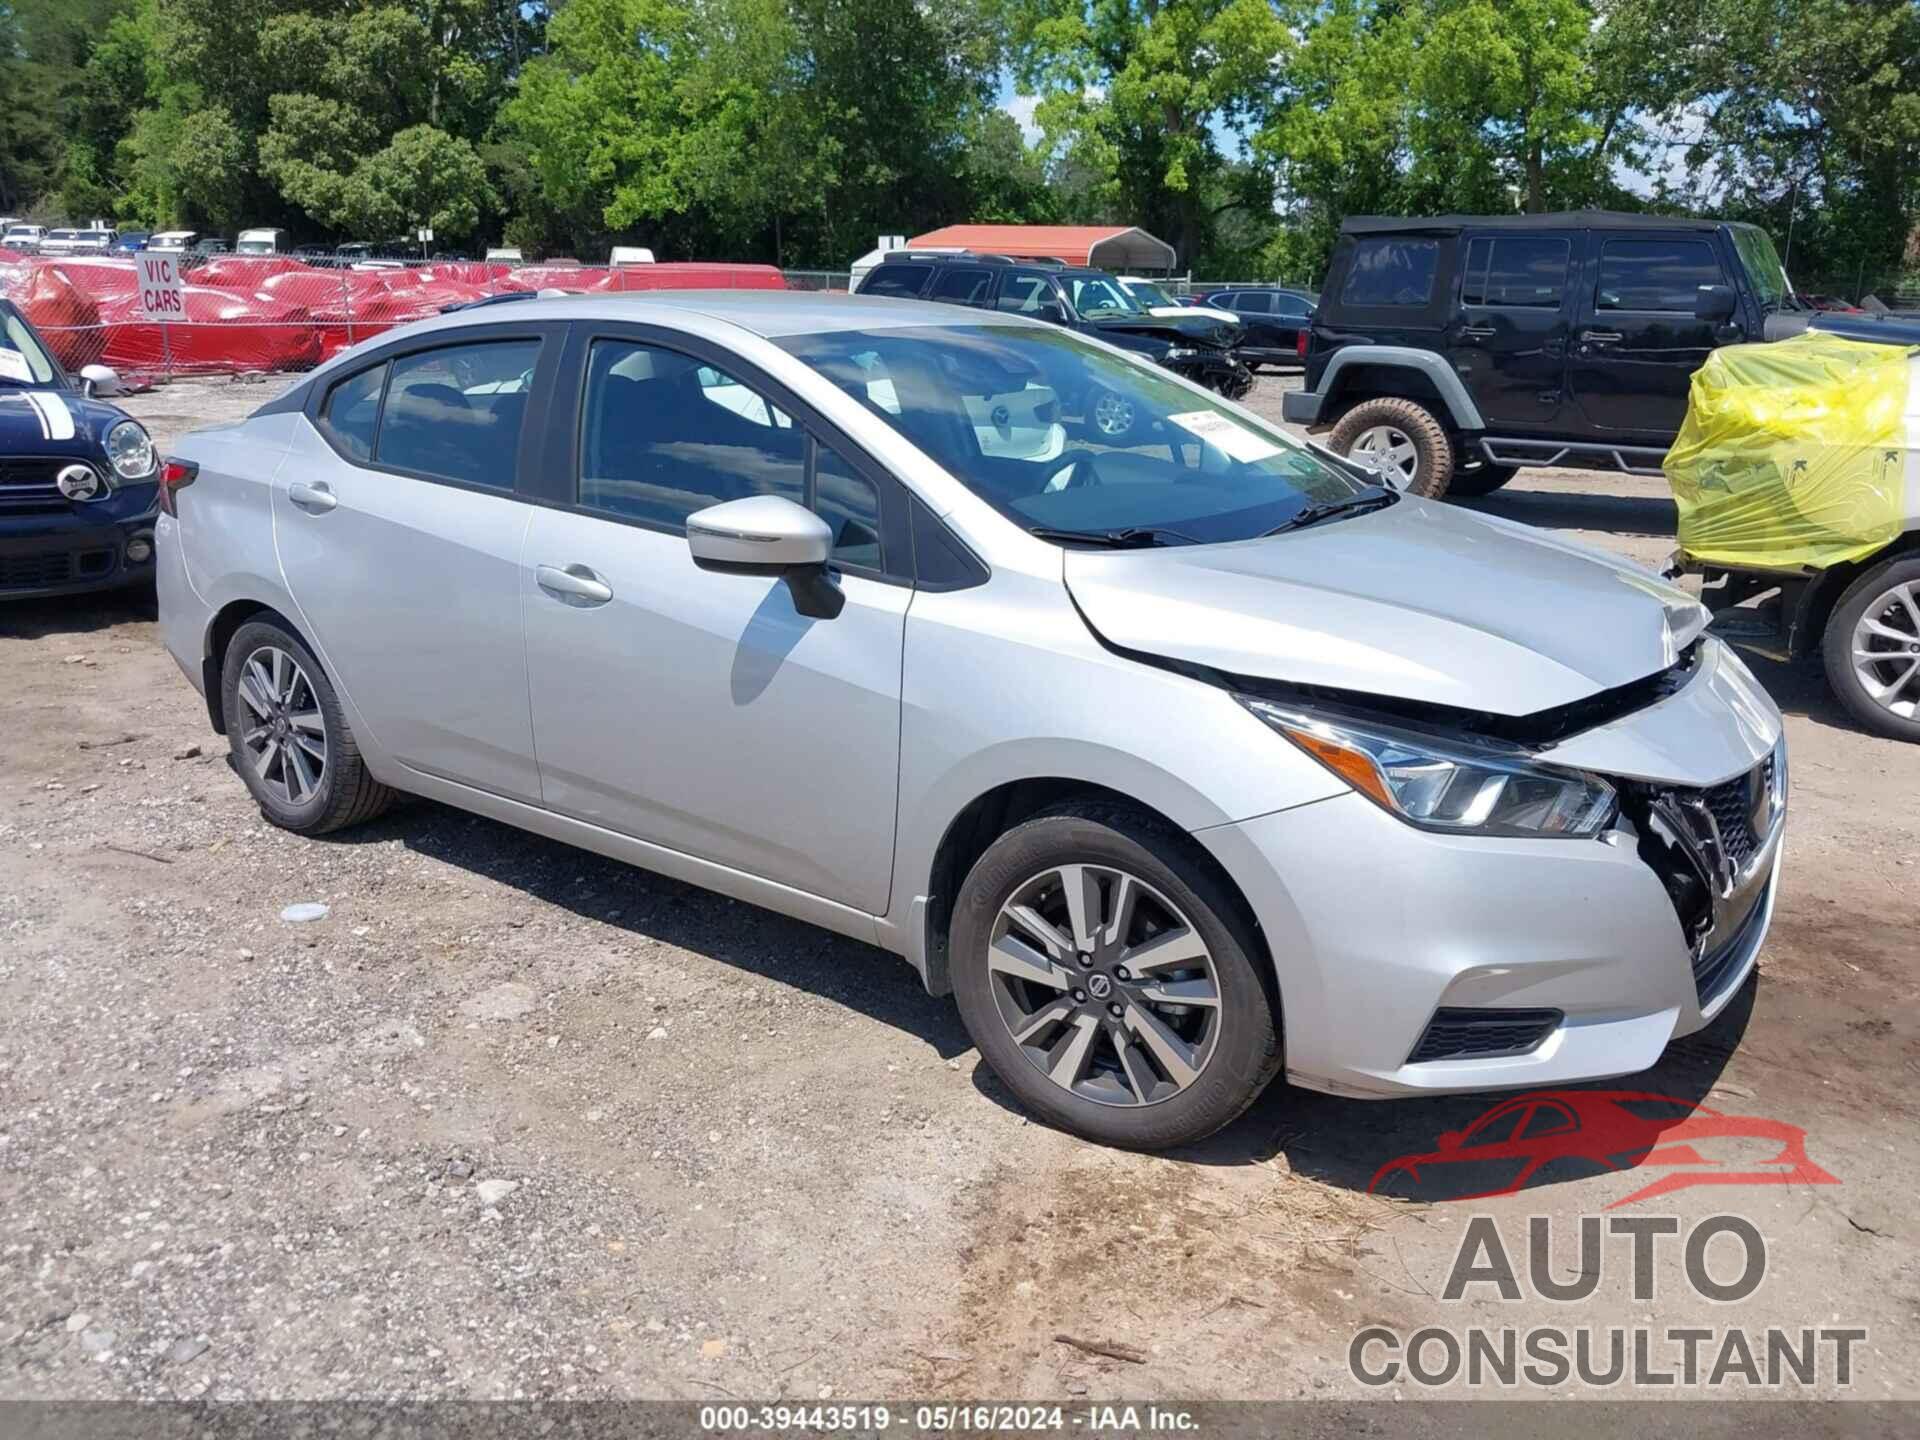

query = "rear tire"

[
  {"left": 949, "top": 801, "right": 1282, "bottom": 1150},
  {"left": 1449, "top": 461, "right": 1520, "bottom": 497},
  {"left": 1822, "top": 557, "right": 1920, "bottom": 742},
  {"left": 220, "top": 618, "right": 398, "bottom": 835},
  {"left": 1328, "top": 397, "right": 1456, "bottom": 498}
]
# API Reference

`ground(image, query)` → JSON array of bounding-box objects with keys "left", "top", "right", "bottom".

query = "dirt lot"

[{"left": 0, "top": 372, "right": 1916, "bottom": 1406}]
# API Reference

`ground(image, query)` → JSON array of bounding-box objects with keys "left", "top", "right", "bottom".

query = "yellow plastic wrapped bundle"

[{"left": 1664, "top": 332, "right": 1912, "bottom": 571}]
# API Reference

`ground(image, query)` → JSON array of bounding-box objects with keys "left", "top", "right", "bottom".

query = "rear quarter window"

[{"left": 1341, "top": 238, "right": 1440, "bottom": 308}]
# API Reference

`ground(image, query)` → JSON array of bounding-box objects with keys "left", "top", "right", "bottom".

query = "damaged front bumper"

[{"left": 1196, "top": 638, "right": 1787, "bottom": 1098}]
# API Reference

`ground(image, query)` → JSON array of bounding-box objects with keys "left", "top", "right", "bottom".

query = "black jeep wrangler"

[{"left": 1283, "top": 211, "right": 1802, "bottom": 498}]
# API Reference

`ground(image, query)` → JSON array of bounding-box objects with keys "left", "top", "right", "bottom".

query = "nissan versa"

[{"left": 155, "top": 293, "right": 1786, "bottom": 1149}]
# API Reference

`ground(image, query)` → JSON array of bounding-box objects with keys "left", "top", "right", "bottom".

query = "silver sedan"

[{"left": 155, "top": 293, "right": 1785, "bottom": 1148}]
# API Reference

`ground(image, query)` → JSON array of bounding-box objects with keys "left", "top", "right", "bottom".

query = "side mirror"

[
  {"left": 686, "top": 494, "right": 843, "bottom": 619},
  {"left": 1694, "top": 285, "right": 1738, "bottom": 324},
  {"left": 1037, "top": 302, "right": 1068, "bottom": 325},
  {"left": 79, "top": 363, "right": 124, "bottom": 398}
]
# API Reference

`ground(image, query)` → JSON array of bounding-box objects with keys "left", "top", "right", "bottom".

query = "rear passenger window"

[
  {"left": 321, "top": 363, "right": 385, "bottom": 461},
  {"left": 861, "top": 265, "right": 932, "bottom": 298},
  {"left": 1462, "top": 237, "right": 1571, "bottom": 308},
  {"left": 1233, "top": 291, "right": 1272, "bottom": 314},
  {"left": 1597, "top": 239, "right": 1723, "bottom": 311},
  {"left": 929, "top": 266, "right": 995, "bottom": 305},
  {"left": 1342, "top": 237, "right": 1440, "bottom": 307},
  {"left": 374, "top": 340, "right": 538, "bottom": 488}
]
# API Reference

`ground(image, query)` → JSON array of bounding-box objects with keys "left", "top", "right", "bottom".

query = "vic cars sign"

[{"left": 138, "top": 253, "right": 186, "bottom": 323}]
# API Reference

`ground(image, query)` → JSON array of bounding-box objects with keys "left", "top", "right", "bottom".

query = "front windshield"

[
  {"left": 1068, "top": 276, "right": 1143, "bottom": 318},
  {"left": 776, "top": 324, "right": 1379, "bottom": 546},
  {"left": 1126, "top": 281, "right": 1176, "bottom": 307},
  {"left": 1729, "top": 225, "right": 1793, "bottom": 309},
  {"left": 0, "top": 308, "right": 59, "bottom": 386}
]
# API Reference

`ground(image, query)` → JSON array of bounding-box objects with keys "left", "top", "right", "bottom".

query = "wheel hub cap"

[
  {"left": 1349, "top": 424, "right": 1419, "bottom": 488},
  {"left": 236, "top": 645, "right": 328, "bottom": 806},
  {"left": 1850, "top": 580, "right": 1920, "bottom": 720},
  {"left": 987, "top": 863, "right": 1222, "bottom": 1108}
]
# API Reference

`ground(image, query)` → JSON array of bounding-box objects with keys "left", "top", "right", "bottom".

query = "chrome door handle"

[
  {"left": 287, "top": 480, "right": 336, "bottom": 512},
  {"left": 536, "top": 563, "right": 614, "bottom": 606},
  {"left": 1462, "top": 325, "right": 1496, "bottom": 338},
  {"left": 1581, "top": 330, "right": 1624, "bottom": 343}
]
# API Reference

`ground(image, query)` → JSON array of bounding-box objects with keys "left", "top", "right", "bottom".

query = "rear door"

[
  {"left": 274, "top": 325, "right": 557, "bottom": 803},
  {"left": 1228, "top": 290, "right": 1283, "bottom": 359},
  {"left": 1452, "top": 231, "right": 1578, "bottom": 429},
  {"left": 1566, "top": 231, "right": 1733, "bottom": 440}
]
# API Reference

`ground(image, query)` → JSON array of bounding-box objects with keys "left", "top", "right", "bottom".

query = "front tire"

[
  {"left": 949, "top": 802, "right": 1282, "bottom": 1149},
  {"left": 220, "top": 618, "right": 397, "bottom": 834},
  {"left": 1328, "top": 397, "right": 1456, "bottom": 498},
  {"left": 1823, "top": 557, "right": 1920, "bottom": 742}
]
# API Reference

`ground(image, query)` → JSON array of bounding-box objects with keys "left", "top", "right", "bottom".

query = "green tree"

[{"left": 1008, "top": 0, "right": 1293, "bottom": 267}]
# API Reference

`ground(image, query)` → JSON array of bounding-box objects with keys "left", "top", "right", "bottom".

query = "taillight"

[
  {"left": 1296, "top": 328, "right": 1309, "bottom": 357},
  {"left": 157, "top": 457, "right": 198, "bottom": 516}
]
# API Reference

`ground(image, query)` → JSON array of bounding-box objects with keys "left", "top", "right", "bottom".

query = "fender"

[{"left": 1284, "top": 345, "right": 1486, "bottom": 431}]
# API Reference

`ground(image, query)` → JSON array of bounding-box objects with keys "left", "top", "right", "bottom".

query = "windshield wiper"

[
  {"left": 1263, "top": 491, "right": 1398, "bottom": 536},
  {"left": 1028, "top": 525, "right": 1198, "bottom": 548}
]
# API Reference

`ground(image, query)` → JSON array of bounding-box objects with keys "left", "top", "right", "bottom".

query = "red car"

[{"left": 1367, "top": 1089, "right": 1838, "bottom": 1208}]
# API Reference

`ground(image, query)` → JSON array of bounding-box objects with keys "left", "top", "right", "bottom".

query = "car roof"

[
  {"left": 472, "top": 290, "right": 1048, "bottom": 339},
  {"left": 1343, "top": 209, "right": 1723, "bottom": 235}
]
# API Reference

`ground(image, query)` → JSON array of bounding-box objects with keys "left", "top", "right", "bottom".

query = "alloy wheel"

[
  {"left": 987, "top": 863, "right": 1222, "bottom": 1108},
  {"left": 1349, "top": 424, "right": 1419, "bottom": 488},
  {"left": 236, "top": 645, "right": 329, "bottom": 806},
  {"left": 1851, "top": 580, "right": 1920, "bottom": 720},
  {"left": 1092, "top": 391, "right": 1136, "bottom": 438}
]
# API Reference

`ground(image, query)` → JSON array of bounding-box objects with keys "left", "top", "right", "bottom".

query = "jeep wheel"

[{"left": 1329, "top": 398, "right": 1456, "bottom": 498}]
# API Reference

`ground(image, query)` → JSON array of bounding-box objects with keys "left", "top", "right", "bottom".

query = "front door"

[
  {"left": 520, "top": 333, "right": 908, "bottom": 915},
  {"left": 1451, "top": 232, "right": 1577, "bottom": 429},
  {"left": 274, "top": 331, "right": 550, "bottom": 803},
  {"left": 1566, "top": 231, "right": 1735, "bottom": 441}
]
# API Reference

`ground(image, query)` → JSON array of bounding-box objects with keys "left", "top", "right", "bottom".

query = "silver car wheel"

[
  {"left": 1851, "top": 579, "right": 1920, "bottom": 720},
  {"left": 987, "top": 863, "right": 1222, "bottom": 1108},
  {"left": 235, "top": 645, "right": 329, "bottom": 806},
  {"left": 1349, "top": 424, "right": 1419, "bottom": 488},
  {"left": 1092, "top": 391, "right": 1136, "bottom": 438}
]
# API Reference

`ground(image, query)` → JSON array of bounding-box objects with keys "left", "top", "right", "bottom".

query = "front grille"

[
  {"left": 0, "top": 551, "right": 75, "bottom": 589},
  {"left": 0, "top": 457, "right": 88, "bottom": 512},
  {"left": 1700, "top": 753, "right": 1775, "bottom": 871},
  {"left": 1407, "top": 1007, "right": 1563, "bottom": 1064}
]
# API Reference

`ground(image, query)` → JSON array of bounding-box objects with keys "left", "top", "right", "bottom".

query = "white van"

[{"left": 236, "top": 228, "right": 288, "bottom": 255}]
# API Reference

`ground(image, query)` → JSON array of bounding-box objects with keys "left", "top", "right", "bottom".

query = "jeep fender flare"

[{"left": 1305, "top": 346, "right": 1486, "bottom": 431}]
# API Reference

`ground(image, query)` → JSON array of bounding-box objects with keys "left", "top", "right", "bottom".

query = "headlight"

[
  {"left": 1162, "top": 347, "right": 1198, "bottom": 360},
  {"left": 1239, "top": 698, "right": 1618, "bottom": 838},
  {"left": 104, "top": 419, "right": 156, "bottom": 480}
]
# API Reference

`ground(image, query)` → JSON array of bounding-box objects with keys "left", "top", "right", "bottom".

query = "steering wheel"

[{"left": 1047, "top": 448, "right": 1102, "bottom": 491}]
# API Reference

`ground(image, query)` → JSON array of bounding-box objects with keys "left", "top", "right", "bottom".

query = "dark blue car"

[{"left": 0, "top": 299, "right": 160, "bottom": 598}]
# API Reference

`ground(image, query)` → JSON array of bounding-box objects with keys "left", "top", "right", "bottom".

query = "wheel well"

[
  {"left": 203, "top": 601, "right": 309, "bottom": 734},
  {"left": 1792, "top": 531, "right": 1920, "bottom": 657},
  {"left": 1325, "top": 364, "right": 1451, "bottom": 426},
  {"left": 919, "top": 779, "right": 1270, "bottom": 999}
]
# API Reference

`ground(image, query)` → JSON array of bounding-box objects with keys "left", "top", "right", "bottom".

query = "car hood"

[
  {"left": 0, "top": 385, "right": 130, "bottom": 455},
  {"left": 1064, "top": 498, "right": 1711, "bottom": 717},
  {"left": 1086, "top": 316, "right": 1236, "bottom": 352}
]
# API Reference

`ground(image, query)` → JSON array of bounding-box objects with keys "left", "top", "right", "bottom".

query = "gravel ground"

[{"left": 0, "top": 371, "right": 1915, "bottom": 1405}]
